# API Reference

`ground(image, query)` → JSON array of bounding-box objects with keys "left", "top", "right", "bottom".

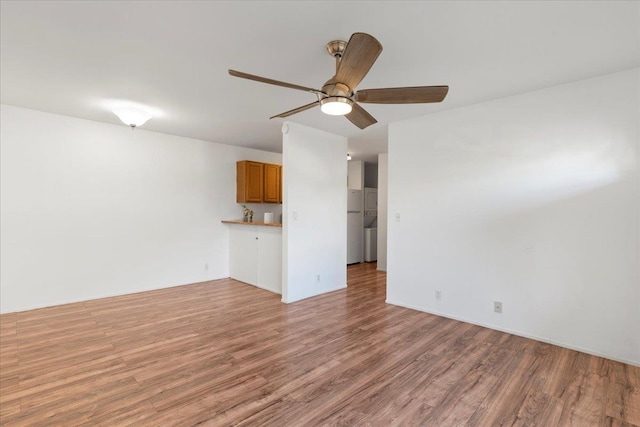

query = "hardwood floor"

[{"left": 1, "top": 262, "right": 638, "bottom": 426}]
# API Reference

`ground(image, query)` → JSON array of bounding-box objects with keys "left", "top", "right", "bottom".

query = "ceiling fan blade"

[
  {"left": 335, "top": 33, "right": 382, "bottom": 91},
  {"left": 229, "top": 69, "right": 323, "bottom": 94},
  {"left": 345, "top": 103, "right": 377, "bottom": 129},
  {"left": 356, "top": 86, "right": 449, "bottom": 104},
  {"left": 270, "top": 101, "right": 320, "bottom": 119}
]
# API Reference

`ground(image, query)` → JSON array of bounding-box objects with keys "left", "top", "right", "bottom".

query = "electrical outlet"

[
  {"left": 395, "top": 213, "right": 401, "bottom": 222},
  {"left": 316, "top": 274, "right": 320, "bottom": 282},
  {"left": 494, "top": 301, "right": 503, "bottom": 313},
  {"left": 435, "top": 290, "right": 442, "bottom": 301},
  {"left": 204, "top": 263, "right": 209, "bottom": 271},
  {"left": 293, "top": 211, "right": 298, "bottom": 221}
]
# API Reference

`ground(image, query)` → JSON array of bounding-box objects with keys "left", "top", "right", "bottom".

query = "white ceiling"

[{"left": 1, "top": 1, "right": 638, "bottom": 163}]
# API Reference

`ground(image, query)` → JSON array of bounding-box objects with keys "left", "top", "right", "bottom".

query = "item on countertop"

[{"left": 242, "top": 205, "right": 254, "bottom": 222}]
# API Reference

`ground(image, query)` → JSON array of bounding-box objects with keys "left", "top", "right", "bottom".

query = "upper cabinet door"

[
  {"left": 263, "top": 163, "right": 281, "bottom": 203},
  {"left": 237, "top": 161, "right": 264, "bottom": 203}
]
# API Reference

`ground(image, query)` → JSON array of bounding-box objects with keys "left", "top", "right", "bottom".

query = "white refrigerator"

[{"left": 347, "top": 189, "right": 363, "bottom": 264}]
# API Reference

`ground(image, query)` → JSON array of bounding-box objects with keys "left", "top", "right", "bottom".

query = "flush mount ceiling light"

[
  {"left": 320, "top": 96, "right": 353, "bottom": 116},
  {"left": 113, "top": 107, "right": 152, "bottom": 129}
]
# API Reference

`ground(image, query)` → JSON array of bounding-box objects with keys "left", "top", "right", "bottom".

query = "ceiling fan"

[{"left": 228, "top": 32, "right": 449, "bottom": 130}]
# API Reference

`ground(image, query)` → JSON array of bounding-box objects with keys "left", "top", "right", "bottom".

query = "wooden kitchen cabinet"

[
  {"left": 279, "top": 165, "right": 283, "bottom": 203},
  {"left": 236, "top": 160, "right": 282, "bottom": 204},
  {"left": 237, "top": 161, "right": 264, "bottom": 203},
  {"left": 263, "top": 163, "right": 281, "bottom": 203}
]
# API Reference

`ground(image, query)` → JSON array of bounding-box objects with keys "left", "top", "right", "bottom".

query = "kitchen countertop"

[{"left": 221, "top": 220, "right": 282, "bottom": 228}]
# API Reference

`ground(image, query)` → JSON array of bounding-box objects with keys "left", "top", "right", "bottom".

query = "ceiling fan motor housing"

[
  {"left": 325, "top": 40, "right": 351, "bottom": 100},
  {"left": 321, "top": 79, "right": 352, "bottom": 98}
]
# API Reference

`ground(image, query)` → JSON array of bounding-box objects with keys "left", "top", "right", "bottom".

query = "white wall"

[
  {"left": 0, "top": 105, "right": 281, "bottom": 313},
  {"left": 387, "top": 69, "right": 640, "bottom": 366},
  {"left": 239, "top": 203, "right": 283, "bottom": 224},
  {"left": 282, "top": 122, "right": 347, "bottom": 303},
  {"left": 377, "top": 153, "right": 388, "bottom": 271}
]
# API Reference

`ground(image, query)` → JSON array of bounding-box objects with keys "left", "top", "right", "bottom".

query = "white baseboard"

[
  {"left": 385, "top": 299, "right": 640, "bottom": 368},
  {"left": 282, "top": 284, "right": 347, "bottom": 304},
  {"left": 1, "top": 276, "right": 228, "bottom": 314},
  {"left": 249, "top": 282, "right": 282, "bottom": 296}
]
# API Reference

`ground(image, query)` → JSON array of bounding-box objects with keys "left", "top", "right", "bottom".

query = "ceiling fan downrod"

[{"left": 326, "top": 40, "right": 347, "bottom": 74}]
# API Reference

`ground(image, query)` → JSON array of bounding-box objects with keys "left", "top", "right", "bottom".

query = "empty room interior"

[{"left": 1, "top": 1, "right": 639, "bottom": 426}]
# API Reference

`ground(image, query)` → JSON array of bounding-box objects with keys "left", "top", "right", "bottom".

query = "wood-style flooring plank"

[{"left": 0, "top": 263, "right": 638, "bottom": 426}]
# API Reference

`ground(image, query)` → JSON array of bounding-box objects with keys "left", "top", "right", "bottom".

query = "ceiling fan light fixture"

[
  {"left": 320, "top": 97, "right": 353, "bottom": 116},
  {"left": 113, "top": 107, "right": 152, "bottom": 129}
]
